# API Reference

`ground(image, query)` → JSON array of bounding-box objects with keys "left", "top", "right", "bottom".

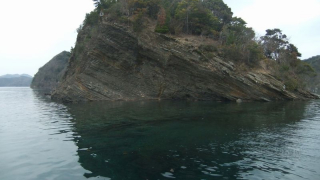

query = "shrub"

[
  {"left": 222, "top": 44, "right": 243, "bottom": 62},
  {"left": 199, "top": 44, "right": 218, "bottom": 52},
  {"left": 280, "top": 65, "right": 290, "bottom": 72},
  {"left": 285, "top": 78, "right": 299, "bottom": 91},
  {"left": 84, "top": 11, "right": 99, "bottom": 26},
  {"left": 133, "top": 9, "right": 145, "bottom": 32},
  {"left": 155, "top": 25, "right": 169, "bottom": 34}
]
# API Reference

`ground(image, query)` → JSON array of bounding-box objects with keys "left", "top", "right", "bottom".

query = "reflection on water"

[
  {"left": 0, "top": 88, "right": 97, "bottom": 180},
  {"left": 68, "top": 100, "right": 320, "bottom": 179},
  {"left": 0, "top": 88, "right": 320, "bottom": 180}
]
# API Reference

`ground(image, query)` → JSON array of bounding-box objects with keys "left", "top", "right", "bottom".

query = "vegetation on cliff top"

[{"left": 75, "top": 0, "right": 314, "bottom": 91}]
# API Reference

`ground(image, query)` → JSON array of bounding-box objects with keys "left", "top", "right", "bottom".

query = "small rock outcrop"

[
  {"left": 31, "top": 51, "right": 70, "bottom": 91},
  {"left": 51, "top": 23, "right": 318, "bottom": 102}
]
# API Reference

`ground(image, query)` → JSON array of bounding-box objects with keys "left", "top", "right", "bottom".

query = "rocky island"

[{"left": 40, "top": 0, "right": 317, "bottom": 102}]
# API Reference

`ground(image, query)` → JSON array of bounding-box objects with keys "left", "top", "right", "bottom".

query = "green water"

[{"left": 0, "top": 88, "right": 320, "bottom": 179}]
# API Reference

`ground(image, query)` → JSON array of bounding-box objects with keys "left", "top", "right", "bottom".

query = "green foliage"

[
  {"left": 87, "top": 0, "right": 233, "bottom": 37},
  {"left": 296, "top": 62, "right": 315, "bottom": 75},
  {"left": 70, "top": 0, "right": 316, "bottom": 94},
  {"left": 118, "top": 16, "right": 129, "bottom": 24},
  {"left": 220, "top": 17, "right": 254, "bottom": 45},
  {"left": 81, "top": 0, "right": 268, "bottom": 66},
  {"left": 261, "top": 28, "right": 288, "bottom": 61},
  {"left": 284, "top": 78, "right": 299, "bottom": 91},
  {"left": 175, "top": 0, "right": 221, "bottom": 35},
  {"left": 221, "top": 41, "right": 263, "bottom": 65},
  {"left": 258, "top": 28, "right": 313, "bottom": 91},
  {"left": 154, "top": 6, "right": 169, "bottom": 33},
  {"left": 202, "top": 0, "right": 233, "bottom": 24},
  {"left": 83, "top": 11, "right": 99, "bottom": 26},
  {"left": 217, "top": 16, "right": 263, "bottom": 65},
  {"left": 128, "top": 0, "right": 160, "bottom": 18},
  {"left": 155, "top": 25, "right": 169, "bottom": 34},
  {"left": 260, "top": 28, "right": 302, "bottom": 64},
  {"left": 280, "top": 65, "right": 290, "bottom": 72},
  {"left": 303, "top": 55, "right": 320, "bottom": 92},
  {"left": 105, "top": 3, "right": 124, "bottom": 21},
  {"left": 222, "top": 44, "right": 242, "bottom": 62},
  {"left": 93, "top": 0, "right": 118, "bottom": 11},
  {"left": 205, "top": 52, "right": 215, "bottom": 59},
  {"left": 247, "top": 42, "right": 264, "bottom": 64},
  {"left": 76, "top": 24, "right": 84, "bottom": 33},
  {"left": 305, "top": 55, "right": 320, "bottom": 71},
  {"left": 132, "top": 9, "right": 145, "bottom": 32},
  {"left": 199, "top": 44, "right": 218, "bottom": 52}
]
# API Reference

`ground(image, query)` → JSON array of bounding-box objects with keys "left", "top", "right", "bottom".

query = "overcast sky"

[
  {"left": 0, "top": 0, "right": 94, "bottom": 76},
  {"left": 0, "top": 0, "right": 319, "bottom": 76},
  {"left": 224, "top": 0, "right": 320, "bottom": 59}
]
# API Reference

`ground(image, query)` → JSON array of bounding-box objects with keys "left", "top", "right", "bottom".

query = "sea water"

[{"left": 0, "top": 87, "right": 320, "bottom": 180}]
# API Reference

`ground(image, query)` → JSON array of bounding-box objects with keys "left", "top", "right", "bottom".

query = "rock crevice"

[{"left": 51, "top": 23, "right": 318, "bottom": 102}]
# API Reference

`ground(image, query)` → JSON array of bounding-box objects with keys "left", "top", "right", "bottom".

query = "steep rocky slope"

[
  {"left": 31, "top": 51, "right": 70, "bottom": 91},
  {"left": 52, "top": 22, "right": 318, "bottom": 102}
]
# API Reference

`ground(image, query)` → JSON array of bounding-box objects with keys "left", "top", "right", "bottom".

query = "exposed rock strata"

[{"left": 52, "top": 23, "right": 318, "bottom": 102}]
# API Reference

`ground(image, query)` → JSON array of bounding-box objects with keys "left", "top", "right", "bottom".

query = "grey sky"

[
  {"left": 0, "top": 0, "right": 94, "bottom": 76},
  {"left": 0, "top": 0, "right": 319, "bottom": 76}
]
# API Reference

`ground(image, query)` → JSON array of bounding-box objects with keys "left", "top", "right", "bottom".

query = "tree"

[
  {"left": 93, "top": 0, "right": 118, "bottom": 12},
  {"left": 93, "top": 0, "right": 101, "bottom": 8},
  {"left": 260, "top": 28, "right": 302, "bottom": 64},
  {"left": 175, "top": 0, "right": 197, "bottom": 34},
  {"left": 221, "top": 17, "right": 254, "bottom": 45},
  {"left": 157, "top": 6, "right": 166, "bottom": 26},
  {"left": 260, "top": 29, "right": 288, "bottom": 62},
  {"left": 220, "top": 17, "right": 262, "bottom": 64},
  {"left": 128, "top": 0, "right": 160, "bottom": 18},
  {"left": 155, "top": 6, "right": 169, "bottom": 33},
  {"left": 175, "top": 0, "right": 220, "bottom": 34},
  {"left": 201, "top": 0, "right": 233, "bottom": 25}
]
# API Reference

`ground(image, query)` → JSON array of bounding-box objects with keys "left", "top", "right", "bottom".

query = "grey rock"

[
  {"left": 31, "top": 51, "right": 70, "bottom": 92},
  {"left": 51, "top": 23, "right": 318, "bottom": 102}
]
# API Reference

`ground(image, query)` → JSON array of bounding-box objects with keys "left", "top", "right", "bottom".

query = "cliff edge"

[
  {"left": 51, "top": 22, "right": 318, "bottom": 102},
  {"left": 31, "top": 51, "right": 70, "bottom": 91}
]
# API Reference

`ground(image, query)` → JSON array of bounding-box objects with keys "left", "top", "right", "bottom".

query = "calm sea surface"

[{"left": 1, "top": 87, "right": 320, "bottom": 180}]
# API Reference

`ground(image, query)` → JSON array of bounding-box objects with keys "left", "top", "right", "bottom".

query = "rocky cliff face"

[
  {"left": 52, "top": 23, "right": 318, "bottom": 102},
  {"left": 31, "top": 51, "right": 70, "bottom": 91}
]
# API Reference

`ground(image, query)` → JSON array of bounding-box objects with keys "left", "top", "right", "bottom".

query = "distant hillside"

[
  {"left": 305, "top": 56, "right": 320, "bottom": 71},
  {"left": 31, "top": 51, "right": 70, "bottom": 91},
  {"left": 304, "top": 55, "right": 320, "bottom": 94},
  {"left": 0, "top": 74, "right": 33, "bottom": 87},
  {"left": 0, "top": 74, "right": 32, "bottom": 78}
]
